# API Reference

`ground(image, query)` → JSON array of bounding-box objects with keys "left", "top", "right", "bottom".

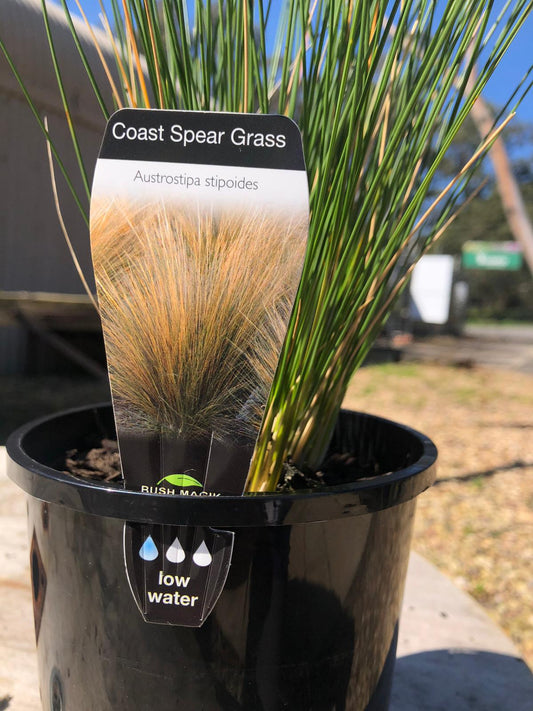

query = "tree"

[{"left": 468, "top": 82, "right": 533, "bottom": 276}]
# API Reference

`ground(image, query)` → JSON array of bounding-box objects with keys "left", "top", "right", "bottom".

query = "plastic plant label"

[
  {"left": 124, "top": 522, "right": 234, "bottom": 627},
  {"left": 90, "top": 108, "right": 309, "bottom": 496},
  {"left": 90, "top": 109, "right": 308, "bottom": 627}
]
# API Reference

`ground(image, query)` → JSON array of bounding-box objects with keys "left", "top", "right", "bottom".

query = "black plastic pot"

[{"left": 7, "top": 404, "right": 437, "bottom": 711}]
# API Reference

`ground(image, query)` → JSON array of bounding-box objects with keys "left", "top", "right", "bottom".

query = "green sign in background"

[{"left": 462, "top": 242, "right": 523, "bottom": 271}]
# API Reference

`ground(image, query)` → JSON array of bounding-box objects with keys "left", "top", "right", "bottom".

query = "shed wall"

[{"left": 0, "top": 0, "right": 115, "bottom": 373}]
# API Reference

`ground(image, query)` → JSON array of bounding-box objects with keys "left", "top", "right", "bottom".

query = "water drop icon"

[
  {"left": 139, "top": 535, "right": 159, "bottom": 561},
  {"left": 193, "top": 541, "right": 212, "bottom": 567},
  {"left": 166, "top": 537, "right": 186, "bottom": 564}
]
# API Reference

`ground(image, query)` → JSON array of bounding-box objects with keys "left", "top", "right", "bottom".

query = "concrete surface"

[
  {"left": 392, "top": 553, "right": 533, "bottom": 710},
  {"left": 1, "top": 447, "right": 531, "bottom": 710}
]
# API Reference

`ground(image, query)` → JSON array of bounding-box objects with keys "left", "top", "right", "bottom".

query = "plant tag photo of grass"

[{"left": 90, "top": 108, "right": 309, "bottom": 497}]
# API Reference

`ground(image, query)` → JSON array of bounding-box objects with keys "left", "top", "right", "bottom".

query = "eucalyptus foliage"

[{"left": 2, "top": 0, "right": 532, "bottom": 490}]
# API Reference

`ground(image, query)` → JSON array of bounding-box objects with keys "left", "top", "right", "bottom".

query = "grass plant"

[
  {"left": 91, "top": 201, "right": 306, "bottom": 440},
  {"left": 2, "top": 0, "right": 533, "bottom": 490}
]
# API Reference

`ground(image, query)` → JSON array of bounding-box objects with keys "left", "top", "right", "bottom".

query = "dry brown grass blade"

[
  {"left": 143, "top": 0, "right": 164, "bottom": 107},
  {"left": 45, "top": 117, "right": 98, "bottom": 311},
  {"left": 121, "top": 0, "right": 151, "bottom": 107},
  {"left": 242, "top": 0, "right": 249, "bottom": 112},
  {"left": 410, "top": 113, "right": 515, "bottom": 237},
  {"left": 98, "top": 1, "right": 136, "bottom": 106},
  {"left": 367, "top": 112, "right": 516, "bottom": 301},
  {"left": 354, "top": 177, "right": 489, "bottom": 356},
  {"left": 73, "top": 0, "right": 124, "bottom": 109}
]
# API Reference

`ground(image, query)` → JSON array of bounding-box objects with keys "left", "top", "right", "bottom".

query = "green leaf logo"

[{"left": 157, "top": 473, "right": 203, "bottom": 488}]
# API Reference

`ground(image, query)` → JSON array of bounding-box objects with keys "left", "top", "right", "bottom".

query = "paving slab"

[
  {"left": 393, "top": 553, "right": 533, "bottom": 710},
  {"left": 1, "top": 447, "right": 531, "bottom": 710}
]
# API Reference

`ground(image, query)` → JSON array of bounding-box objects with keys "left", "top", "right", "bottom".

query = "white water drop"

[
  {"left": 166, "top": 537, "right": 186, "bottom": 564},
  {"left": 139, "top": 535, "right": 159, "bottom": 561},
  {"left": 193, "top": 541, "right": 212, "bottom": 567}
]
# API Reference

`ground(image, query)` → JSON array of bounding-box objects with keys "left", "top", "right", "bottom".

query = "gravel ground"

[
  {"left": 2, "top": 362, "right": 531, "bottom": 668},
  {"left": 344, "top": 362, "right": 533, "bottom": 669}
]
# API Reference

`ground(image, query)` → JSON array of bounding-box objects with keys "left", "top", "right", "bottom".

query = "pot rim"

[{"left": 7, "top": 403, "right": 437, "bottom": 526}]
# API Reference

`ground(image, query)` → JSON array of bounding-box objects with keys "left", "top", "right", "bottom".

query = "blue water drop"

[{"left": 139, "top": 535, "right": 159, "bottom": 561}]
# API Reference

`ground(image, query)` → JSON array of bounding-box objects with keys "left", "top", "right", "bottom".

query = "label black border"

[{"left": 99, "top": 109, "right": 306, "bottom": 171}]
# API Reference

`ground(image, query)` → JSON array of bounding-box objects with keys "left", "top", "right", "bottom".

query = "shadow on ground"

[{"left": 391, "top": 650, "right": 533, "bottom": 711}]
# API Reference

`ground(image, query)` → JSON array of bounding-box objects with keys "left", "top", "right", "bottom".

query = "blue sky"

[{"left": 56, "top": 0, "right": 533, "bottom": 124}]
